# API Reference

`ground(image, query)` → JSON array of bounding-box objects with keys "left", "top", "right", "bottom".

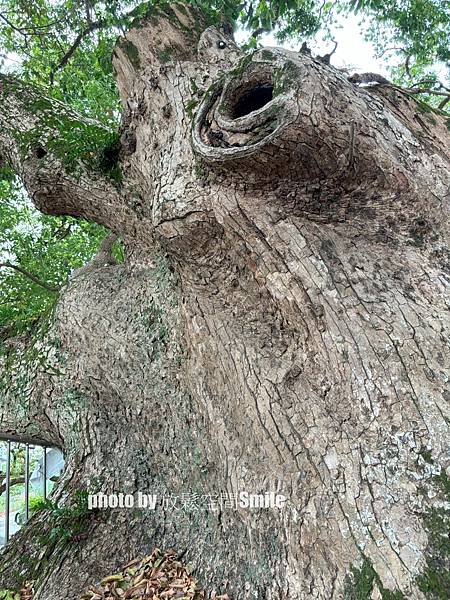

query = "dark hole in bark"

[
  {"left": 35, "top": 145, "right": 47, "bottom": 159},
  {"left": 231, "top": 84, "right": 274, "bottom": 118}
]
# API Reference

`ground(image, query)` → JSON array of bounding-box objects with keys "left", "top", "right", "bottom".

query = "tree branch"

[
  {"left": 49, "top": 19, "right": 106, "bottom": 85},
  {"left": 318, "top": 40, "right": 338, "bottom": 65},
  {"left": 0, "top": 476, "right": 25, "bottom": 496},
  {"left": 375, "top": 46, "right": 404, "bottom": 58},
  {"left": 404, "top": 54, "right": 412, "bottom": 79},
  {"left": 251, "top": 27, "right": 270, "bottom": 39},
  {"left": 438, "top": 96, "right": 450, "bottom": 110},
  {"left": 0, "top": 74, "right": 137, "bottom": 235},
  {"left": 47, "top": 2, "right": 148, "bottom": 84},
  {"left": 406, "top": 87, "right": 450, "bottom": 99},
  {"left": 0, "top": 262, "right": 60, "bottom": 293},
  {"left": 348, "top": 73, "right": 450, "bottom": 110},
  {"left": 0, "top": 12, "right": 58, "bottom": 37},
  {"left": 85, "top": 0, "right": 93, "bottom": 25}
]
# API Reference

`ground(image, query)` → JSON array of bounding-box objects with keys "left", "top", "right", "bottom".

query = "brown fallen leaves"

[{"left": 79, "top": 548, "right": 230, "bottom": 600}]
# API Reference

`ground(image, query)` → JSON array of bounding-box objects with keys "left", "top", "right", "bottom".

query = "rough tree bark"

[{"left": 0, "top": 3, "right": 449, "bottom": 599}]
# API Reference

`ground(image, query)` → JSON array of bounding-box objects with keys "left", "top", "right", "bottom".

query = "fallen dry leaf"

[{"left": 79, "top": 548, "right": 229, "bottom": 600}]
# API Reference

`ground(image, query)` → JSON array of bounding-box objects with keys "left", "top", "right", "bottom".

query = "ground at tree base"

[{"left": 2, "top": 549, "right": 230, "bottom": 600}]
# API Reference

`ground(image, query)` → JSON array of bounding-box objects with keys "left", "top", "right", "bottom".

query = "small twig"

[
  {"left": 407, "top": 78, "right": 440, "bottom": 89},
  {"left": 438, "top": 96, "right": 450, "bottom": 110},
  {"left": 251, "top": 27, "right": 270, "bottom": 39},
  {"left": 0, "top": 12, "right": 24, "bottom": 36},
  {"left": 375, "top": 46, "right": 404, "bottom": 58},
  {"left": 329, "top": 39, "right": 338, "bottom": 57},
  {"left": 0, "top": 262, "right": 60, "bottom": 292},
  {"left": 407, "top": 87, "right": 450, "bottom": 98},
  {"left": 404, "top": 54, "right": 412, "bottom": 80},
  {"left": 0, "top": 12, "right": 58, "bottom": 36},
  {"left": 318, "top": 39, "right": 338, "bottom": 65},
  {"left": 318, "top": 0, "right": 329, "bottom": 18}
]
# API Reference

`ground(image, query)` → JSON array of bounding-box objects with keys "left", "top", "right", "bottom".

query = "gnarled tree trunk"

[{"left": 0, "top": 4, "right": 449, "bottom": 599}]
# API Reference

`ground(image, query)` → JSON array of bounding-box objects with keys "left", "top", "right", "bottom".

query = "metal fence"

[{"left": 0, "top": 434, "right": 64, "bottom": 547}]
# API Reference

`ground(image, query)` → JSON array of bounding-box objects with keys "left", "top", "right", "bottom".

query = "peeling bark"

[{"left": 0, "top": 3, "right": 449, "bottom": 599}]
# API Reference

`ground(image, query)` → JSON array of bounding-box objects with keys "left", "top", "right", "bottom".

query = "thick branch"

[
  {"left": 0, "top": 75, "right": 139, "bottom": 236},
  {"left": 0, "top": 476, "right": 25, "bottom": 495}
]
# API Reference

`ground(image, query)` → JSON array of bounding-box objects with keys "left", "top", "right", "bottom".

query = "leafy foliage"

[
  {"left": 417, "top": 507, "right": 450, "bottom": 598},
  {"left": 349, "top": 1, "right": 450, "bottom": 105},
  {"left": 0, "top": 590, "right": 19, "bottom": 600},
  {"left": 1, "top": 1, "right": 448, "bottom": 87},
  {"left": 349, "top": 0, "right": 450, "bottom": 65},
  {"left": 0, "top": 0, "right": 126, "bottom": 116},
  {"left": 0, "top": 583, "right": 32, "bottom": 600},
  {"left": 33, "top": 489, "right": 91, "bottom": 545},
  {"left": 0, "top": 172, "right": 107, "bottom": 336}
]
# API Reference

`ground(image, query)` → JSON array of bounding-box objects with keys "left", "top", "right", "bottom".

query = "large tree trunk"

[{"left": 0, "top": 4, "right": 449, "bottom": 599}]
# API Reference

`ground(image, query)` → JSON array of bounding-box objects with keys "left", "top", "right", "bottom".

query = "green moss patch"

[
  {"left": 119, "top": 39, "right": 141, "bottom": 69},
  {"left": 416, "top": 470, "right": 450, "bottom": 599},
  {"left": 345, "top": 556, "right": 405, "bottom": 599},
  {"left": 1, "top": 77, "right": 122, "bottom": 184}
]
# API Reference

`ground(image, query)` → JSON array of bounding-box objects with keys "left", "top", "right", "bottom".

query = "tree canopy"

[{"left": 0, "top": 0, "right": 448, "bottom": 337}]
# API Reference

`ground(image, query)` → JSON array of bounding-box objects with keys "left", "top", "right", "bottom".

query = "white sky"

[{"left": 235, "top": 12, "right": 391, "bottom": 77}]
